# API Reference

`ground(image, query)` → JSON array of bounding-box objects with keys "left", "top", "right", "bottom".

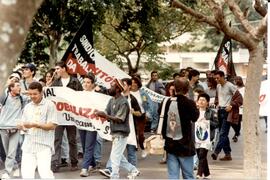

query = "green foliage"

[
  {"left": 19, "top": 0, "right": 199, "bottom": 74},
  {"left": 19, "top": 0, "right": 107, "bottom": 70},
  {"left": 95, "top": 0, "right": 199, "bottom": 74},
  {"left": 144, "top": 58, "right": 175, "bottom": 80}
]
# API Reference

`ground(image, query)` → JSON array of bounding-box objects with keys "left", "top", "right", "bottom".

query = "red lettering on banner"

[
  {"left": 65, "top": 54, "right": 115, "bottom": 84},
  {"left": 54, "top": 102, "right": 107, "bottom": 123},
  {"left": 56, "top": 103, "right": 64, "bottom": 111},
  {"left": 259, "top": 94, "right": 266, "bottom": 103}
]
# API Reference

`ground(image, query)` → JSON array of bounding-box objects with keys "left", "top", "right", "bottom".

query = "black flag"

[
  {"left": 214, "top": 35, "right": 236, "bottom": 82},
  {"left": 61, "top": 14, "right": 95, "bottom": 75}
]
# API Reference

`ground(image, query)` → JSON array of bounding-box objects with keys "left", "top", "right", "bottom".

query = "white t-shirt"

[
  {"left": 216, "top": 81, "right": 237, "bottom": 107},
  {"left": 61, "top": 77, "right": 70, "bottom": 87}
]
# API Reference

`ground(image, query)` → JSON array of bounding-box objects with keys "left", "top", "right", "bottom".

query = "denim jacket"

[{"left": 139, "top": 88, "right": 154, "bottom": 120}]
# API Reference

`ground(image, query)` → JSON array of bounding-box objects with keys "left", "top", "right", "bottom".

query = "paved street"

[{"left": 0, "top": 119, "right": 267, "bottom": 179}]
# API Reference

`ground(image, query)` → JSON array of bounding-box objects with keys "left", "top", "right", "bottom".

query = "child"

[{"left": 195, "top": 93, "right": 218, "bottom": 179}]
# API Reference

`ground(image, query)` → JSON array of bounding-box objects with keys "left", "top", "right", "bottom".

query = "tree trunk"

[
  {"left": 0, "top": 1, "right": 43, "bottom": 93},
  {"left": 243, "top": 46, "right": 264, "bottom": 178},
  {"left": 49, "top": 38, "right": 60, "bottom": 68}
]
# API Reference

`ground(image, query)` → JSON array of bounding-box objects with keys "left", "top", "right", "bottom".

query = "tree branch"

[
  {"left": 171, "top": 0, "right": 258, "bottom": 49},
  {"left": 225, "top": 0, "right": 256, "bottom": 39},
  {"left": 254, "top": 14, "right": 267, "bottom": 41},
  {"left": 171, "top": 0, "right": 220, "bottom": 30},
  {"left": 253, "top": 0, "right": 267, "bottom": 17},
  {"left": 100, "top": 32, "right": 124, "bottom": 54}
]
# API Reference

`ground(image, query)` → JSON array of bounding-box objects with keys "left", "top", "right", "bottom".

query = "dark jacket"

[
  {"left": 227, "top": 90, "right": 243, "bottom": 124},
  {"left": 161, "top": 94, "right": 199, "bottom": 157},
  {"left": 107, "top": 95, "right": 130, "bottom": 136},
  {"left": 204, "top": 108, "right": 218, "bottom": 140},
  {"left": 51, "top": 76, "right": 83, "bottom": 91}
]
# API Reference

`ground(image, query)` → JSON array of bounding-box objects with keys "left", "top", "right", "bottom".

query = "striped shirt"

[{"left": 21, "top": 98, "right": 58, "bottom": 154}]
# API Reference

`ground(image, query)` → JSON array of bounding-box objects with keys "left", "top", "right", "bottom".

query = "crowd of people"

[{"left": 0, "top": 62, "right": 259, "bottom": 179}]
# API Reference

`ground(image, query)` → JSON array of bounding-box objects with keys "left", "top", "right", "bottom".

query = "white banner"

[
  {"left": 43, "top": 87, "right": 137, "bottom": 146},
  {"left": 94, "top": 51, "right": 130, "bottom": 89},
  {"left": 94, "top": 51, "right": 166, "bottom": 104}
]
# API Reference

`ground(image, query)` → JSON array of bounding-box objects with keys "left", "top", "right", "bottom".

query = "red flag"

[{"left": 214, "top": 35, "right": 236, "bottom": 82}]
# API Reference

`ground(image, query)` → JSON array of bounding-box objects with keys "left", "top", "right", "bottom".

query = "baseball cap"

[{"left": 22, "top": 63, "right": 36, "bottom": 72}]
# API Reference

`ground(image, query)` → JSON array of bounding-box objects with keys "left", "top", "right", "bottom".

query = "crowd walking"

[{"left": 0, "top": 63, "right": 264, "bottom": 179}]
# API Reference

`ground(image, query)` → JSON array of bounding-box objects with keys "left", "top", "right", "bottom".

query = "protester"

[
  {"left": 231, "top": 76, "right": 245, "bottom": 142},
  {"left": 187, "top": 69, "right": 204, "bottom": 101},
  {"left": 5, "top": 71, "right": 22, "bottom": 88},
  {"left": 20, "top": 63, "right": 37, "bottom": 95},
  {"left": 96, "top": 79, "right": 140, "bottom": 179},
  {"left": 45, "top": 68, "right": 56, "bottom": 87},
  {"left": 99, "top": 78, "right": 141, "bottom": 178},
  {"left": 130, "top": 76, "right": 153, "bottom": 158},
  {"left": 160, "top": 81, "right": 176, "bottom": 164},
  {"left": 195, "top": 93, "right": 218, "bottom": 179},
  {"left": 122, "top": 78, "right": 141, "bottom": 166},
  {"left": 161, "top": 78, "right": 199, "bottom": 179},
  {"left": 146, "top": 70, "right": 165, "bottom": 132},
  {"left": 51, "top": 61, "right": 83, "bottom": 172},
  {"left": 79, "top": 73, "right": 98, "bottom": 177},
  {"left": 0, "top": 81, "right": 27, "bottom": 179},
  {"left": 211, "top": 70, "right": 243, "bottom": 161},
  {"left": 17, "top": 82, "right": 58, "bottom": 178}
]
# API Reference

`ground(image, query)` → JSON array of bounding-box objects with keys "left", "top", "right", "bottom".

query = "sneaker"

[
  {"left": 99, "top": 168, "right": 111, "bottom": 178},
  {"left": 141, "top": 150, "right": 148, "bottom": 158},
  {"left": 88, "top": 166, "right": 97, "bottom": 172},
  {"left": 13, "top": 168, "right": 20, "bottom": 177},
  {"left": 1, "top": 173, "right": 10, "bottom": 179},
  {"left": 196, "top": 175, "right": 203, "bottom": 179},
  {"left": 70, "top": 164, "right": 79, "bottom": 171},
  {"left": 204, "top": 175, "right": 211, "bottom": 179},
  {"left": 127, "top": 169, "right": 140, "bottom": 179},
  {"left": 211, "top": 153, "right": 217, "bottom": 160},
  {"left": 219, "top": 155, "right": 232, "bottom": 161},
  {"left": 59, "top": 158, "right": 68, "bottom": 167},
  {"left": 80, "top": 168, "right": 89, "bottom": 177},
  {"left": 51, "top": 165, "right": 60, "bottom": 173},
  {"left": 232, "top": 135, "right": 238, "bottom": 142}
]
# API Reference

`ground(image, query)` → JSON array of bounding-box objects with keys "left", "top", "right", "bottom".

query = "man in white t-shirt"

[{"left": 211, "top": 70, "right": 242, "bottom": 161}]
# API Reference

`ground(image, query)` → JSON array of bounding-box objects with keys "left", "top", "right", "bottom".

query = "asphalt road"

[{"left": 0, "top": 118, "right": 267, "bottom": 179}]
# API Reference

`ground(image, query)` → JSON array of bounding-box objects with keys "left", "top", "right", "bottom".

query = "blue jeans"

[
  {"left": 126, "top": 144, "right": 137, "bottom": 166},
  {"left": 94, "top": 134, "right": 103, "bottom": 163},
  {"left": 167, "top": 153, "right": 194, "bottom": 179},
  {"left": 214, "top": 109, "right": 231, "bottom": 155},
  {"left": 110, "top": 135, "right": 137, "bottom": 179},
  {"left": 79, "top": 130, "right": 97, "bottom": 169},
  {"left": 150, "top": 102, "right": 160, "bottom": 131}
]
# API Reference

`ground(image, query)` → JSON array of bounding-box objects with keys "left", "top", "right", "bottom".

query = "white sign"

[
  {"left": 43, "top": 87, "right": 137, "bottom": 146},
  {"left": 195, "top": 118, "right": 211, "bottom": 150}
]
